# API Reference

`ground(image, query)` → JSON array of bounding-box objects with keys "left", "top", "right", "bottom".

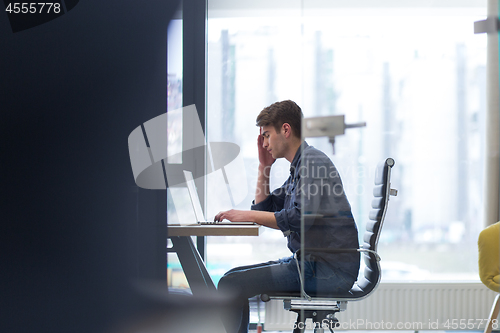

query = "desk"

[{"left": 167, "top": 225, "right": 261, "bottom": 294}]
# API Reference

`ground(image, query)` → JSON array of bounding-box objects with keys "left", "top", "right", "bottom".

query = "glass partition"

[
  {"left": 166, "top": 7, "right": 188, "bottom": 289},
  {"left": 206, "top": 0, "right": 486, "bottom": 327},
  {"left": 206, "top": 1, "right": 303, "bottom": 286},
  {"left": 207, "top": 0, "right": 485, "bottom": 283},
  {"left": 299, "top": 2, "right": 486, "bottom": 282}
]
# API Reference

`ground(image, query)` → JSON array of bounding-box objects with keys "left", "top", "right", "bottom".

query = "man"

[{"left": 215, "top": 100, "right": 360, "bottom": 333}]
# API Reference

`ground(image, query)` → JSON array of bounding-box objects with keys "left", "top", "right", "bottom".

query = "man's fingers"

[
  {"left": 215, "top": 210, "right": 230, "bottom": 222},
  {"left": 258, "top": 134, "right": 263, "bottom": 146},
  {"left": 214, "top": 212, "right": 223, "bottom": 222}
]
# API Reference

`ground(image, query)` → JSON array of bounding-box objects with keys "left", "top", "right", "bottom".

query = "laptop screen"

[{"left": 183, "top": 170, "right": 206, "bottom": 221}]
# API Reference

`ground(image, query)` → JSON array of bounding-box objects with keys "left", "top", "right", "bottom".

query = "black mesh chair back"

[{"left": 349, "top": 157, "right": 396, "bottom": 298}]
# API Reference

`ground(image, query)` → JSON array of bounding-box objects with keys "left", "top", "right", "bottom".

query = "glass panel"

[
  {"left": 206, "top": 0, "right": 486, "bottom": 306},
  {"left": 300, "top": 2, "right": 486, "bottom": 282},
  {"left": 206, "top": 3, "right": 303, "bottom": 289},
  {"left": 166, "top": 7, "right": 187, "bottom": 290},
  {"left": 167, "top": 16, "right": 183, "bottom": 164},
  {"left": 206, "top": 3, "right": 303, "bottom": 326}
]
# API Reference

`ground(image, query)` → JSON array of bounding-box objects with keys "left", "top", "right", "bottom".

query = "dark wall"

[{"left": 0, "top": 1, "right": 180, "bottom": 332}]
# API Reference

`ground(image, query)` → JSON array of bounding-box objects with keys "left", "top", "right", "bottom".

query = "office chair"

[
  {"left": 478, "top": 222, "right": 500, "bottom": 333},
  {"left": 261, "top": 158, "right": 397, "bottom": 333}
]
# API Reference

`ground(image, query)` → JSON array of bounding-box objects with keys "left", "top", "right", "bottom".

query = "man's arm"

[
  {"left": 213, "top": 132, "right": 282, "bottom": 229},
  {"left": 255, "top": 132, "right": 275, "bottom": 204},
  {"left": 255, "top": 163, "right": 271, "bottom": 204},
  {"left": 213, "top": 209, "right": 279, "bottom": 230}
]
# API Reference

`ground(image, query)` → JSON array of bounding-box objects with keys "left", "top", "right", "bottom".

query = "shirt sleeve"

[
  {"left": 250, "top": 181, "right": 287, "bottom": 212},
  {"left": 273, "top": 181, "right": 323, "bottom": 235},
  {"left": 274, "top": 155, "right": 336, "bottom": 236},
  {"left": 274, "top": 204, "right": 301, "bottom": 235}
]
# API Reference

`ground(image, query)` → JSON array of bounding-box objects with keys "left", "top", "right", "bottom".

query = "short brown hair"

[{"left": 256, "top": 100, "right": 303, "bottom": 139}]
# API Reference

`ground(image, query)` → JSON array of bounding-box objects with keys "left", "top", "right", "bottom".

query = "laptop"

[{"left": 183, "top": 170, "right": 256, "bottom": 225}]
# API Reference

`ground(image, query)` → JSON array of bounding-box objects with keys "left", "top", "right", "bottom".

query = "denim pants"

[{"left": 217, "top": 255, "right": 356, "bottom": 333}]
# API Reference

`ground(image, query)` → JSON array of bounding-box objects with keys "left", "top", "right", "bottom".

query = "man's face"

[{"left": 261, "top": 125, "right": 286, "bottom": 159}]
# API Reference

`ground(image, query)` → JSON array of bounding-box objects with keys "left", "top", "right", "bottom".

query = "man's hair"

[{"left": 256, "top": 100, "right": 303, "bottom": 139}]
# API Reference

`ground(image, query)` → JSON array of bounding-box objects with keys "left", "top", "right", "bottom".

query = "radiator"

[{"left": 264, "top": 283, "right": 498, "bottom": 331}]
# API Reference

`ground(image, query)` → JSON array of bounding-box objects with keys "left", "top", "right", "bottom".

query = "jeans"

[{"left": 217, "top": 255, "right": 356, "bottom": 333}]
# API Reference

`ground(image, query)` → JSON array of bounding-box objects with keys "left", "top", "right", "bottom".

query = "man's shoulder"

[
  {"left": 300, "top": 145, "right": 339, "bottom": 179},
  {"left": 303, "top": 145, "right": 333, "bottom": 164}
]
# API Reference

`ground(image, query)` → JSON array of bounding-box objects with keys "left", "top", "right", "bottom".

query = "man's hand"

[
  {"left": 255, "top": 130, "right": 274, "bottom": 205},
  {"left": 258, "top": 132, "right": 275, "bottom": 167},
  {"left": 214, "top": 209, "right": 280, "bottom": 229},
  {"left": 214, "top": 209, "right": 251, "bottom": 223}
]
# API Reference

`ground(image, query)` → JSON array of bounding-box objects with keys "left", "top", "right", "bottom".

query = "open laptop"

[{"left": 183, "top": 170, "right": 255, "bottom": 225}]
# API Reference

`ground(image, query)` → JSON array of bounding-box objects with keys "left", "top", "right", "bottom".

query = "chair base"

[
  {"left": 284, "top": 299, "right": 347, "bottom": 312},
  {"left": 291, "top": 309, "right": 340, "bottom": 333}
]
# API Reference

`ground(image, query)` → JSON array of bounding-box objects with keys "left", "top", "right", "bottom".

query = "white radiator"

[{"left": 264, "top": 283, "right": 498, "bottom": 331}]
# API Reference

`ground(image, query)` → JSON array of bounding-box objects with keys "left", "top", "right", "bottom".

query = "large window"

[{"left": 206, "top": 0, "right": 486, "bottom": 283}]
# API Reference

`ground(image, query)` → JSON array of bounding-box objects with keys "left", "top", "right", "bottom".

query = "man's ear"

[{"left": 282, "top": 123, "right": 292, "bottom": 138}]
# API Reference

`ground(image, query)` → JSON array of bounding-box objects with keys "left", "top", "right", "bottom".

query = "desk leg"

[{"left": 170, "top": 236, "right": 216, "bottom": 294}]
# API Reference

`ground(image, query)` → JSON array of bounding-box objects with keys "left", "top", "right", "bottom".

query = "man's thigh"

[
  {"left": 219, "top": 256, "right": 301, "bottom": 298},
  {"left": 223, "top": 258, "right": 285, "bottom": 276}
]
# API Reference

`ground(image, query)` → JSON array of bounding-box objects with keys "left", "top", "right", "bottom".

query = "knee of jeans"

[
  {"left": 217, "top": 274, "right": 228, "bottom": 290},
  {"left": 218, "top": 274, "right": 246, "bottom": 302},
  {"left": 217, "top": 273, "right": 237, "bottom": 294}
]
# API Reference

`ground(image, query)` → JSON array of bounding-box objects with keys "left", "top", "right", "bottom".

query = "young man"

[{"left": 215, "top": 100, "right": 360, "bottom": 333}]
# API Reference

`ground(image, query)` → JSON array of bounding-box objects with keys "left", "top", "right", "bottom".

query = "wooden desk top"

[{"left": 168, "top": 224, "right": 261, "bottom": 237}]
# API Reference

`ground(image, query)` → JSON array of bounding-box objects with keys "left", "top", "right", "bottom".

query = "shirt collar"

[{"left": 290, "top": 141, "right": 309, "bottom": 175}]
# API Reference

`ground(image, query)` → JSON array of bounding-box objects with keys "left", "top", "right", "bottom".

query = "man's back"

[{"left": 293, "top": 144, "right": 360, "bottom": 277}]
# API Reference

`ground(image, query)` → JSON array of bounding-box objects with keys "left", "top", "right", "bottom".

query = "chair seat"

[{"left": 261, "top": 281, "right": 373, "bottom": 301}]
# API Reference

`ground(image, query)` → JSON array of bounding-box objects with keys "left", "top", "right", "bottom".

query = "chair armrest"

[{"left": 299, "top": 248, "right": 381, "bottom": 261}]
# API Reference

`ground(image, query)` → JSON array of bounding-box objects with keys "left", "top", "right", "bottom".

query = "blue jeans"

[{"left": 217, "top": 255, "right": 356, "bottom": 333}]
